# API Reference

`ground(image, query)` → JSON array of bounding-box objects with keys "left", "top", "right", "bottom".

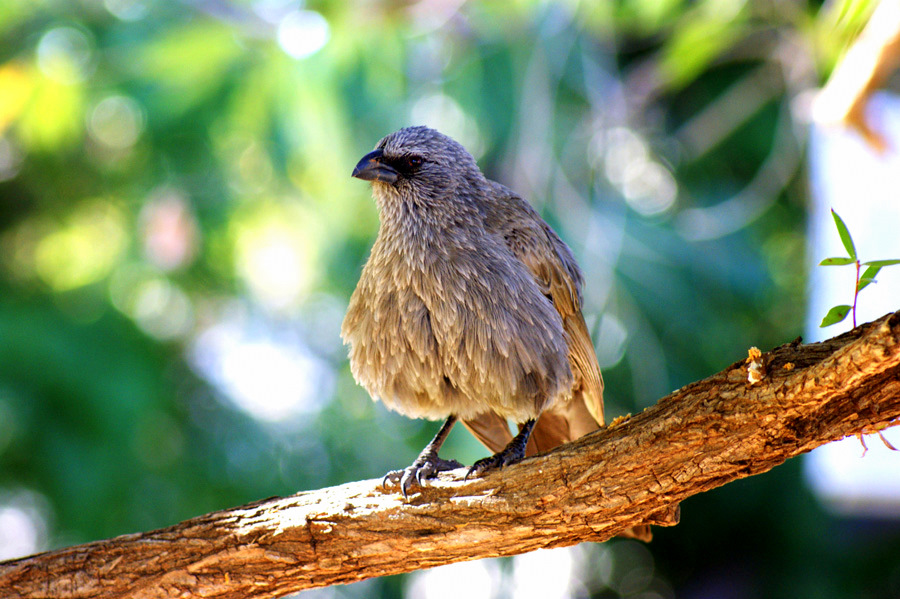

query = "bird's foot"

[
  {"left": 383, "top": 453, "right": 463, "bottom": 500},
  {"left": 465, "top": 444, "right": 526, "bottom": 480}
]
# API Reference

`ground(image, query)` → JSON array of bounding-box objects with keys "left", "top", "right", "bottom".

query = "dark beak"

[{"left": 351, "top": 149, "right": 398, "bottom": 184}]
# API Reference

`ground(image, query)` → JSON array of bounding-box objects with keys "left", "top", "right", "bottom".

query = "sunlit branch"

[{"left": 2, "top": 310, "right": 899, "bottom": 599}]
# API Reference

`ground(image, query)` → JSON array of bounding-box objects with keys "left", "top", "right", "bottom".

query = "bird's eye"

[{"left": 406, "top": 155, "right": 424, "bottom": 169}]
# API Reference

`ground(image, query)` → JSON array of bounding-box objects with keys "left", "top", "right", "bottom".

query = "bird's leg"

[
  {"left": 466, "top": 418, "right": 536, "bottom": 479},
  {"left": 383, "top": 415, "right": 463, "bottom": 500}
]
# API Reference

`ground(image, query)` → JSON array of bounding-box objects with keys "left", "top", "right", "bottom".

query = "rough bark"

[{"left": 2, "top": 311, "right": 900, "bottom": 599}]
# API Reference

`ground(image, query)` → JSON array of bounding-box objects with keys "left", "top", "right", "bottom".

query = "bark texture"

[{"left": 2, "top": 311, "right": 900, "bottom": 599}]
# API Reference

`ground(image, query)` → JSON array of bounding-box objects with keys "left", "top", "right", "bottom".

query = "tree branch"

[{"left": 3, "top": 311, "right": 900, "bottom": 599}]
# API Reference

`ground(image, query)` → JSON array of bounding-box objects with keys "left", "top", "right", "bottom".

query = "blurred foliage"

[{"left": 1, "top": 0, "right": 899, "bottom": 598}]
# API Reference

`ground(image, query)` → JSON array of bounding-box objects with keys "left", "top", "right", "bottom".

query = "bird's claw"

[
  {"left": 383, "top": 455, "right": 463, "bottom": 500},
  {"left": 465, "top": 449, "right": 524, "bottom": 480}
]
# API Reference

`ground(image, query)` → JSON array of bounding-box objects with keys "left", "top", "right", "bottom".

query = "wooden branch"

[{"left": 3, "top": 311, "right": 900, "bottom": 599}]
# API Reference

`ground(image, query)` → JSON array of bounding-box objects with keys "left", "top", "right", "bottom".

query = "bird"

[{"left": 342, "top": 126, "right": 649, "bottom": 540}]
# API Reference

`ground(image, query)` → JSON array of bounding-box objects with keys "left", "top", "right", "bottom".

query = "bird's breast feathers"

[{"left": 342, "top": 235, "right": 574, "bottom": 421}]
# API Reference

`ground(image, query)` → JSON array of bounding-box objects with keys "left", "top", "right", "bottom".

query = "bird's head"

[{"left": 351, "top": 126, "right": 479, "bottom": 201}]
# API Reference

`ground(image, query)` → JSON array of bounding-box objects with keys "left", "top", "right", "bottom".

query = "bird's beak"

[{"left": 351, "top": 149, "right": 399, "bottom": 184}]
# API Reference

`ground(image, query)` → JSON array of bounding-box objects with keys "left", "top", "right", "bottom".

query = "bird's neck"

[{"left": 372, "top": 185, "right": 483, "bottom": 259}]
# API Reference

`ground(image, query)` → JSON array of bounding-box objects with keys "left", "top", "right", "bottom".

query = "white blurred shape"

[
  {"left": 602, "top": 127, "right": 648, "bottom": 186},
  {"left": 0, "top": 489, "right": 50, "bottom": 561},
  {"left": 805, "top": 433, "right": 900, "bottom": 517},
  {"left": 36, "top": 27, "right": 94, "bottom": 84},
  {"left": 594, "top": 313, "right": 628, "bottom": 369},
  {"left": 190, "top": 308, "right": 332, "bottom": 422},
  {"left": 409, "top": 0, "right": 467, "bottom": 33},
  {"left": 104, "top": 0, "right": 147, "bottom": 21},
  {"left": 411, "top": 94, "right": 484, "bottom": 159},
  {"left": 277, "top": 10, "right": 330, "bottom": 59},
  {"left": 253, "top": 0, "right": 294, "bottom": 23},
  {"left": 621, "top": 161, "right": 678, "bottom": 216},
  {"left": 406, "top": 558, "right": 500, "bottom": 599},
  {"left": 805, "top": 91, "right": 900, "bottom": 515},
  {"left": 232, "top": 203, "right": 320, "bottom": 313},
  {"left": 109, "top": 266, "right": 195, "bottom": 340},
  {"left": 807, "top": 92, "right": 900, "bottom": 335},
  {"left": 132, "top": 277, "right": 194, "bottom": 340},
  {"left": 282, "top": 586, "right": 337, "bottom": 599},
  {"left": 602, "top": 128, "right": 677, "bottom": 216},
  {"left": 89, "top": 95, "right": 145, "bottom": 150},
  {"left": 511, "top": 547, "right": 576, "bottom": 599},
  {"left": 237, "top": 227, "right": 308, "bottom": 311}
]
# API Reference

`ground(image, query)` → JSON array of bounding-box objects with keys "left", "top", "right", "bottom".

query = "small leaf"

[
  {"left": 857, "top": 265, "right": 882, "bottom": 292},
  {"left": 857, "top": 278, "right": 876, "bottom": 293},
  {"left": 862, "top": 265, "right": 883, "bottom": 278},
  {"left": 819, "top": 257, "right": 855, "bottom": 266},
  {"left": 820, "top": 304, "right": 852, "bottom": 327},
  {"left": 862, "top": 259, "right": 900, "bottom": 267},
  {"left": 831, "top": 209, "right": 856, "bottom": 260}
]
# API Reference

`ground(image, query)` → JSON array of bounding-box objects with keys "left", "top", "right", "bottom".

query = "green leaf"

[
  {"left": 857, "top": 264, "right": 882, "bottom": 293},
  {"left": 820, "top": 304, "right": 852, "bottom": 327},
  {"left": 819, "top": 257, "right": 855, "bottom": 266},
  {"left": 857, "top": 278, "right": 876, "bottom": 293},
  {"left": 830, "top": 209, "right": 856, "bottom": 260},
  {"left": 862, "top": 259, "right": 900, "bottom": 267},
  {"left": 658, "top": 11, "right": 747, "bottom": 90}
]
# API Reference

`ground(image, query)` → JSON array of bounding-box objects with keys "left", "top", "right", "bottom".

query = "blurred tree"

[{"left": 1, "top": 0, "right": 898, "bottom": 598}]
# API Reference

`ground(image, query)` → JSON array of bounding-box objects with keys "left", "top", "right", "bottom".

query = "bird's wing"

[
  {"left": 473, "top": 185, "right": 651, "bottom": 541},
  {"left": 483, "top": 185, "right": 605, "bottom": 450}
]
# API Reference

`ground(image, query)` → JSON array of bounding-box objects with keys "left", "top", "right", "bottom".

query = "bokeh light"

[
  {"left": 87, "top": 95, "right": 145, "bottom": 150},
  {"left": 190, "top": 306, "right": 333, "bottom": 423},
  {"left": 29, "top": 201, "right": 127, "bottom": 291},
  {"left": 139, "top": 188, "right": 199, "bottom": 271},
  {"left": 104, "top": 0, "right": 148, "bottom": 21},
  {"left": 0, "top": 64, "right": 33, "bottom": 136},
  {"left": 511, "top": 547, "right": 577, "bottom": 599},
  {"left": 406, "top": 557, "right": 500, "bottom": 599},
  {"left": 0, "top": 489, "right": 51, "bottom": 561},
  {"left": 277, "top": 10, "right": 330, "bottom": 59},
  {"left": 36, "top": 27, "right": 94, "bottom": 84},
  {"left": 599, "top": 128, "right": 678, "bottom": 216},
  {"left": 231, "top": 202, "right": 321, "bottom": 313},
  {"left": 131, "top": 277, "right": 194, "bottom": 340}
]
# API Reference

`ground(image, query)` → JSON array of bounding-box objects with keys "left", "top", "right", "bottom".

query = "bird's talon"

[
  {"left": 382, "top": 456, "right": 462, "bottom": 500},
  {"left": 382, "top": 470, "right": 403, "bottom": 490},
  {"left": 465, "top": 447, "right": 525, "bottom": 480}
]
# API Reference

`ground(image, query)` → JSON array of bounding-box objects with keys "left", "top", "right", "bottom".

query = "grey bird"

[{"left": 343, "top": 127, "right": 649, "bottom": 539}]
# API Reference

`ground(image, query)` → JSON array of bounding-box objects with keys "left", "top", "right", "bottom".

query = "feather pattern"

[
  {"left": 465, "top": 182, "right": 605, "bottom": 455},
  {"left": 342, "top": 128, "right": 573, "bottom": 423}
]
